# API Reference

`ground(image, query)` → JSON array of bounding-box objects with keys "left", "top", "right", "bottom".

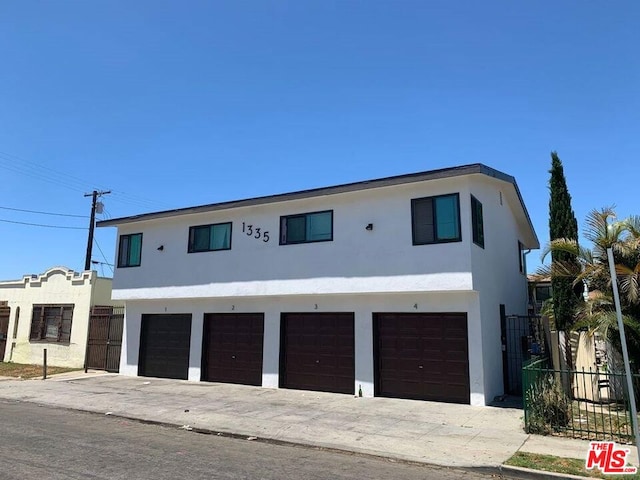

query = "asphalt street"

[{"left": 0, "top": 400, "right": 516, "bottom": 480}]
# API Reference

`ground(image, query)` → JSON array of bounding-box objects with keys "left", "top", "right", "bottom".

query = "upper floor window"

[
  {"left": 280, "top": 210, "right": 333, "bottom": 245},
  {"left": 411, "top": 193, "right": 461, "bottom": 245},
  {"left": 118, "top": 233, "right": 143, "bottom": 268},
  {"left": 30, "top": 304, "right": 73, "bottom": 343},
  {"left": 471, "top": 195, "right": 484, "bottom": 248},
  {"left": 518, "top": 240, "right": 526, "bottom": 273},
  {"left": 188, "top": 222, "right": 232, "bottom": 253}
]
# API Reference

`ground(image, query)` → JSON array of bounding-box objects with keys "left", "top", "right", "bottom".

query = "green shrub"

[{"left": 526, "top": 374, "right": 570, "bottom": 435}]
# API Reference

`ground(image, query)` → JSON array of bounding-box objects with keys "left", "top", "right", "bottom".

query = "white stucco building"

[
  {"left": 0, "top": 267, "right": 115, "bottom": 368},
  {"left": 98, "top": 164, "right": 538, "bottom": 406}
]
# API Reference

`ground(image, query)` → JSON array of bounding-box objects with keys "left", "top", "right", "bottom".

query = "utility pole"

[
  {"left": 84, "top": 190, "right": 111, "bottom": 271},
  {"left": 608, "top": 248, "right": 640, "bottom": 464}
]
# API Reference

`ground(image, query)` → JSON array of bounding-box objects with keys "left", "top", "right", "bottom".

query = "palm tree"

[
  {"left": 537, "top": 207, "right": 640, "bottom": 367},
  {"left": 572, "top": 291, "right": 640, "bottom": 369},
  {"left": 538, "top": 208, "right": 640, "bottom": 308},
  {"left": 615, "top": 215, "right": 640, "bottom": 309}
]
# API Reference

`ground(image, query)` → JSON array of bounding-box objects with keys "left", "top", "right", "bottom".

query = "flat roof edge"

[
  {"left": 98, "top": 164, "right": 496, "bottom": 227},
  {"left": 97, "top": 162, "right": 538, "bottom": 248}
]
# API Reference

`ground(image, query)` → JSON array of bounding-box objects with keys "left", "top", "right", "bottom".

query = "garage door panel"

[
  {"left": 139, "top": 314, "right": 192, "bottom": 380},
  {"left": 281, "top": 313, "right": 355, "bottom": 395},
  {"left": 445, "top": 364, "right": 468, "bottom": 377},
  {"left": 202, "top": 313, "right": 264, "bottom": 386},
  {"left": 374, "top": 312, "right": 470, "bottom": 404},
  {"left": 382, "top": 379, "right": 420, "bottom": 398}
]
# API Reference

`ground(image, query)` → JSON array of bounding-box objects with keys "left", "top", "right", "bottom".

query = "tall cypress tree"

[{"left": 548, "top": 152, "right": 580, "bottom": 331}]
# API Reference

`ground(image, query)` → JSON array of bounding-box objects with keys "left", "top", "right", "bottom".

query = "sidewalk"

[{"left": 0, "top": 372, "right": 629, "bottom": 474}]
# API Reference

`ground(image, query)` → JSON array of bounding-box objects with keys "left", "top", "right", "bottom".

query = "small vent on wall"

[{"left": 499, "top": 191, "right": 503, "bottom": 205}]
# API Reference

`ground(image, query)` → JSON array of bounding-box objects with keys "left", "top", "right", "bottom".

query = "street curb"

[
  {"left": 498, "top": 464, "right": 591, "bottom": 480},
  {"left": 7, "top": 394, "right": 588, "bottom": 479},
  {"left": 84, "top": 410, "right": 493, "bottom": 476},
  {"left": 106, "top": 413, "right": 600, "bottom": 480},
  {"left": 2, "top": 396, "right": 509, "bottom": 477}
]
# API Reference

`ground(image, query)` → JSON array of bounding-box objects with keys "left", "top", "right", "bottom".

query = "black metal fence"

[
  {"left": 523, "top": 357, "right": 640, "bottom": 444},
  {"left": 503, "top": 314, "right": 549, "bottom": 395}
]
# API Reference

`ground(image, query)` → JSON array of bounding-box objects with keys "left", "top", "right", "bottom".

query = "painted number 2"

[{"left": 242, "top": 222, "right": 269, "bottom": 242}]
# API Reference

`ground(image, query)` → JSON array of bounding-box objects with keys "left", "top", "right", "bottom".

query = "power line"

[
  {"left": 101, "top": 207, "right": 113, "bottom": 220},
  {"left": 0, "top": 149, "right": 173, "bottom": 210},
  {"left": 92, "top": 259, "right": 114, "bottom": 267},
  {"left": 0, "top": 151, "right": 91, "bottom": 194},
  {"left": 0, "top": 218, "right": 88, "bottom": 230},
  {"left": 110, "top": 191, "right": 174, "bottom": 209},
  {"left": 93, "top": 238, "right": 114, "bottom": 275},
  {"left": 0, "top": 205, "right": 88, "bottom": 218}
]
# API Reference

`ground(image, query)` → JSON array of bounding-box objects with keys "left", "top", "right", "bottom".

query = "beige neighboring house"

[{"left": 0, "top": 266, "right": 116, "bottom": 368}]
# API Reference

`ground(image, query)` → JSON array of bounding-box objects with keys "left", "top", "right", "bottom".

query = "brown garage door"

[
  {"left": 374, "top": 313, "right": 469, "bottom": 404},
  {"left": 280, "top": 313, "right": 354, "bottom": 395},
  {"left": 202, "top": 313, "right": 264, "bottom": 386},
  {"left": 139, "top": 314, "right": 192, "bottom": 380}
]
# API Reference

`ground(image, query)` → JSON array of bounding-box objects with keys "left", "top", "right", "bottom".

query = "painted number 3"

[{"left": 242, "top": 222, "right": 270, "bottom": 242}]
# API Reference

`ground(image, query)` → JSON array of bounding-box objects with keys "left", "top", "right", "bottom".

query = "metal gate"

[
  {"left": 85, "top": 305, "right": 124, "bottom": 372},
  {"left": 501, "top": 311, "right": 548, "bottom": 395}
]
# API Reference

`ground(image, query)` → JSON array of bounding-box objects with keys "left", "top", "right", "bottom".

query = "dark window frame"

[
  {"left": 187, "top": 222, "right": 233, "bottom": 253},
  {"left": 29, "top": 304, "right": 74, "bottom": 343},
  {"left": 411, "top": 193, "right": 462, "bottom": 245},
  {"left": 13, "top": 306, "right": 20, "bottom": 339},
  {"left": 535, "top": 286, "right": 552, "bottom": 303},
  {"left": 279, "top": 210, "right": 334, "bottom": 245},
  {"left": 471, "top": 194, "right": 484, "bottom": 248},
  {"left": 518, "top": 240, "right": 525, "bottom": 273},
  {"left": 117, "top": 233, "right": 143, "bottom": 268}
]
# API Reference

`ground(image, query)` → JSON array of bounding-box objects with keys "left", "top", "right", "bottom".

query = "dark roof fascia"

[
  {"left": 97, "top": 163, "right": 536, "bottom": 244},
  {"left": 479, "top": 165, "right": 539, "bottom": 248}
]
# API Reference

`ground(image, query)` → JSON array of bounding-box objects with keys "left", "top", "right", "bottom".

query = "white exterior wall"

[
  {"left": 119, "top": 291, "right": 485, "bottom": 403},
  {"left": 110, "top": 171, "right": 536, "bottom": 406},
  {"left": 112, "top": 178, "right": 474, "bottom": 300},
  {"left": 93, "top": 277, "right": 119, "bottom": 306},
  {"left": 0, "top": 267, "right": 111, "bottom": 368},
  {"left": 469, "top": 176, "right": 531, "bottom": 402}
]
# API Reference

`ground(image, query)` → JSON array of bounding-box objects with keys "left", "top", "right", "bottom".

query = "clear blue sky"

[{"left": 0, "top": 1, "right": 638, "bottom": 279}]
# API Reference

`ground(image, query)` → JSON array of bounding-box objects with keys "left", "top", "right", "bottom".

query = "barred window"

[{"left": 30, "top": 304, "right": 74, "bottom": 343}]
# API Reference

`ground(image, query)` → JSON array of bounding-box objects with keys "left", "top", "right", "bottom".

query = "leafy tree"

[
  {"left": 548, "top": 152, "right": 581, "bottom": 331},
  {"left": 539, "top": 208, "right": 640, "bottom": 367},
  {"left": 572, "top": 291, "right": 640, "bottom": 369},
  {"left": 541, "top": 208, "right": 640, "bottom": 309}
]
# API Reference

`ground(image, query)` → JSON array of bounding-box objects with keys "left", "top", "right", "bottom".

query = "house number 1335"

[{"left": 242, "top": 222, "right": 270, "bottom": 242}]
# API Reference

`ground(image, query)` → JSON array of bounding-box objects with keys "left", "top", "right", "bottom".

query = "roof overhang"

[{"left": 97, "top": 163, "right": 539, "bottom": 248}]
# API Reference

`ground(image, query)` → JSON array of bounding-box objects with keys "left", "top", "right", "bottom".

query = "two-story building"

[{"left": 98, "top": 163, "right": 538, "bottom": 406}]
